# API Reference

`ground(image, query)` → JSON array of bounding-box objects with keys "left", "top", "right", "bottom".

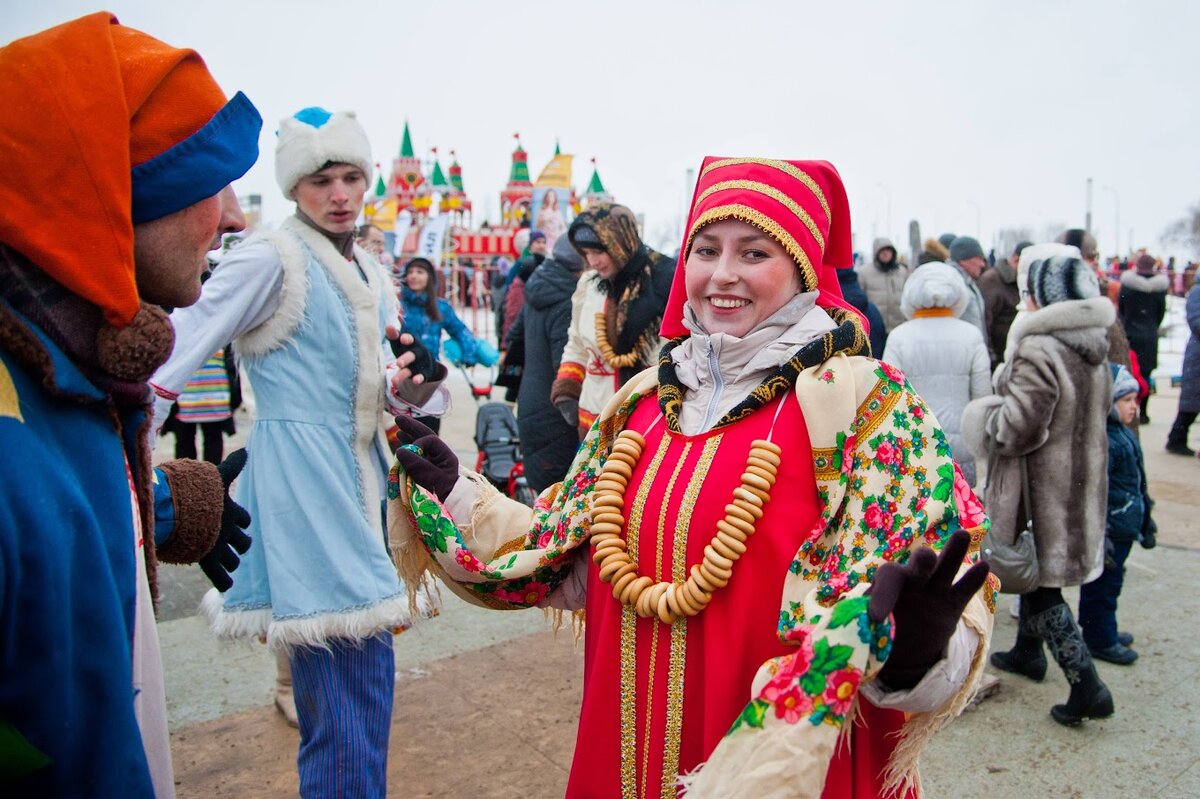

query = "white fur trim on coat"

[
  {"left": 234, "top": 221, "right": 311, "bottom": 358},
  {"left": 201, "top": 587, "right": 438, "bottom": 652}
]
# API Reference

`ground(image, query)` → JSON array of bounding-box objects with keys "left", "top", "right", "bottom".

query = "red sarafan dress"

[{"left": 565, "top": 393, "right": 916, "bottom": 799}]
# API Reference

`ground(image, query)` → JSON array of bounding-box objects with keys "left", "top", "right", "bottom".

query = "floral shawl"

[{"left": 388, "top": 350, "right": 996, "bottom": 797}]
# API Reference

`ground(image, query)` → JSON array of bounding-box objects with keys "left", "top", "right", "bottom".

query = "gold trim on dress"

[{"left": 620, "top": 433, "right": 669, "bottom": 799}]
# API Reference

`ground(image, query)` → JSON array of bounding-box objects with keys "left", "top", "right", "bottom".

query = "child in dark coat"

[{"left": 1078, "top": 364, "right": 1156, "bottom": 664}]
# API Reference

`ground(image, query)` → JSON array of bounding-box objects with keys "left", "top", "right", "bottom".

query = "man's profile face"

[
  {"left": 360, "top": 226, "right": 386, "bottom": 255},
  {"left": 293, "top": 163, "right": 368, "bottom": 234},
  {"left": 133, "top": 185, "right": 245, "bottom": 308},
  {"left": 960, "top": 255, "right": 988, "bottom": 279},
  {"left": 530, "top": 238, "right": 547, "bottom": 256}
]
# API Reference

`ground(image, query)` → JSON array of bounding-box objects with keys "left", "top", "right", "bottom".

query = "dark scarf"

[{"left": 656, "top": 310, "right": 868, "bottom": 433}]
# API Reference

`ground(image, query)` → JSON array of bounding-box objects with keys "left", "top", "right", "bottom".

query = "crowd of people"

[{"left": 1, "top": 11, "right": 1195, "bottom": 799}]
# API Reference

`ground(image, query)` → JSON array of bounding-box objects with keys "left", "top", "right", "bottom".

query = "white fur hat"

[
  {"left": 275, "top": 107, "right": 372, "bottom": 198},
  {"left": 900, "top": 262, "right": 971, "bottom": 319}
]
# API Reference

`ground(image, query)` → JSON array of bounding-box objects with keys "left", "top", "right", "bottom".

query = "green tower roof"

[
  {"left": 399, "top": 121, "right": 414, "bottom": 158},
  {"left": 586, "top": 164, "right": 607, "bottom": 195},
  {"left": 430, "top": 158, "right": 449, "bottom": 188},
  {"left": 373, "top": 174, "right": 387, "bottom": 197}
]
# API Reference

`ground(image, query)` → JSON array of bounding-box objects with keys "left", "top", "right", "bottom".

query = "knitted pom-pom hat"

[{"left": 275, "top": 108, "right": 373, "bottom": 198}]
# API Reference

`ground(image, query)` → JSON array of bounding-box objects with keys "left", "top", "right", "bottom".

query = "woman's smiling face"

[{"left": 684, "top": 219, "right": 802, "bottom": 337}]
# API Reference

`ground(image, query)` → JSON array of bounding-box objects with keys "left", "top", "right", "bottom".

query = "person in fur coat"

[
  {"left": 882, "top": 263, "right": 991, "bottom": 485},
  {"left": 1118, "top": 254, "right": 1170, "bottom": 422},
  {"left": 963, "top": 253, "right": 1115, "bottom": 727}
]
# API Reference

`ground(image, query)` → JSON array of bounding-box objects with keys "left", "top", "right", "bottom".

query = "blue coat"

[
  {"left": 1106, "top": 417, "right": 1151, "bottom": 542},
  {"left": 400, "top": 287, "right": 479, "bottom": 365},
  {"left": 0, "top": 302, "right": 166, "bottom": 796}
]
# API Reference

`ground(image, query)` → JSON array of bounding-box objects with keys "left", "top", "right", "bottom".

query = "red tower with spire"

[{"left": 500, "top": 133, "right": 533, "bottom": 227}]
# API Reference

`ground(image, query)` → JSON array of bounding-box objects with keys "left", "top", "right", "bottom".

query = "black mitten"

[
  {"left": 198, "top": 448, "right": 253, "bottom": 592},
  {"left": 393, "top": 416, "right": 459, "bottom": 502},
  {"left": 868, "top": 530, "right": 989, "bottom": 690},
  {"left": 390, "top": 327, "right": 441, "bottom": 382}
]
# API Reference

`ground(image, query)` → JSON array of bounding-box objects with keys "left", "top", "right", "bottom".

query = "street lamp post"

[{"left": 1102, "top": 185, "right": 1120, "bottom": 256}]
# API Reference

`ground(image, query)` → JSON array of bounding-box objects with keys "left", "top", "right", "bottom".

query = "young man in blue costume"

[
  {"left": 0, "top": 12, "right": 262, "bottom": 797},
  {"left": 150, "top": 107, "right": 447, "bottom": 797}
]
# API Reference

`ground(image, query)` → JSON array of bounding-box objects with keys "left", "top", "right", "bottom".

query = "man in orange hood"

[{"left": 0, "top": 12, "right": 261, "bottom": 797}]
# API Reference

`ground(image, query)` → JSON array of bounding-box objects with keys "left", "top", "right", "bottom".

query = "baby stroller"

[
  {"left": 444, "top": 339, "right": 537, "bottom": 507},
  {"left": 473, "top": 402, "right": 537, "bottom": 507}
]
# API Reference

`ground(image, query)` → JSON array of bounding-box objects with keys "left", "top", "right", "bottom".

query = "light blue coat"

[{"left": 205, "top": 218, "right": 424, "bottom": 647}]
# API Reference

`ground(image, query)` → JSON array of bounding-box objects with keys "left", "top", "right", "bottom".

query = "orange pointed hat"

[
  {"left": 0, "top": 12, "right": 261, "bottom": 327},
  {"left": 660, "top": 157, "right": 862, "bottom": 338}
]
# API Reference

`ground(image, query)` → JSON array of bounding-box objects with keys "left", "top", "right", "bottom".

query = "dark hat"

[
  {"left": 937, "top": 232, "right": 958, "bottom": 249},
  {"left": 1135, "top": 254, "right": 1157, "bottom": 274},
  {"left": 949, "top": 236, "right": 985, "bottom": 262},
  {"left": 529, "top": 230, "right": 547, "bottom": 244},
  {"left": 404, "top": 257, "right": 437, "bottom": 288}
]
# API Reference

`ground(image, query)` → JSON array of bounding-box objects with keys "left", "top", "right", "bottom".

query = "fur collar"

[
  {"left": 1119, "top": 270, "right": 1170, "bottom": 292},
  {"left": 1007, "top": 296, "right": 1114, "bottom": 365}
]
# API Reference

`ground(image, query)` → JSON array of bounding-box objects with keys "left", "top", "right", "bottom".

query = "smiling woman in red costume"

[{"left": 390, "top": 158, "right": 996, "bottom": 798}]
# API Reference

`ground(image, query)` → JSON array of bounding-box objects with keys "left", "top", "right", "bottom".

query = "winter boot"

[
  {"left": 990, "top": 599, "right": 1048, "bottom": 681},
  {"left": 1029, "top": 603, "right": 1114, "bottom": 727},
  {"left": 274, "top": 649, "right": 299, "bottom": 728},
  {"left": 1166, "top": 417, "right": 1196, "bottom": 457}
]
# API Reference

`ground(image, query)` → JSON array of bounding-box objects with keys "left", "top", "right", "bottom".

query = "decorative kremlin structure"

[{"left": 364, "top": 122, "right": 612, "bottom": 273}]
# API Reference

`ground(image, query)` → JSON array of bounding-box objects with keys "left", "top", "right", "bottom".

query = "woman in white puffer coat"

[{"left": 882, "top": 262, "right": 992, "bottom": 484}]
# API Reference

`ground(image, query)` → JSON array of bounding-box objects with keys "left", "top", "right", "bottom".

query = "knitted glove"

[
  {"left": 868, "top": 530, "right": 990, "bottom": 690},
  {"left": 394, "top": 415, "right": 459, "bottom": 502},
  {"left": 199, "top": 448, "right": 252, "bottom": 592},
  {"left": 389, "top": 327, "right": 440, "bottom": 383}
]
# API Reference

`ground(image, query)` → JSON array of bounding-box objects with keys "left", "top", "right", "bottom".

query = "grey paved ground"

[{"left": 157, "top": 343, "right": 1200, "bottom": 797}]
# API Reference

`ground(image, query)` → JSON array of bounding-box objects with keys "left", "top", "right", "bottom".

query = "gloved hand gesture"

[
  {"left": 387, "top": 325, "right": 441, "bottom": 383},
  {"left": 199, "top": 448, "right": 252, "bottom": 592},
  {"left": 868, "top": 530, "right": 989, "bottom": 690},
  {"left": 393, "top": 416, "right": 459, "bottom": 502}
]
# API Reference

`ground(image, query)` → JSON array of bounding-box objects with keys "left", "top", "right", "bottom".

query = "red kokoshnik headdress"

[{"left": 660, "top": 157, "right": 863, "bottom": 338}]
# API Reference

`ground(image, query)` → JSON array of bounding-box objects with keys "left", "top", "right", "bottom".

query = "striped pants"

[{"left": 290, "top": 634, "right": 394, "bottom": 798}]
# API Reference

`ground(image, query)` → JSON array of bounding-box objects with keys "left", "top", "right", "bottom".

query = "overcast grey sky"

[{"left": 7, "top": 1, "right": 1198, "bottom": 259}]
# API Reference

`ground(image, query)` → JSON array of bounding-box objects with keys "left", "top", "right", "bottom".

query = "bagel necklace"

[
  {"left": 594, "top": 312, "right": 643, "bottom": 369},
  {"left": 589, "top": 398, "right": 787, "bottom": 625}
]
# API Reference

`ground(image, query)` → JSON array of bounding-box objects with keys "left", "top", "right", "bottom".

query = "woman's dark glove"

[
  {"left": 199, "top": 448, "right": 252, "bottom": 592},
  {"left": 393, "top": 416, "right": 459, "bottom": 502},
  {"left": 868, "top": 530, "right": 990, "bottom": 690}
]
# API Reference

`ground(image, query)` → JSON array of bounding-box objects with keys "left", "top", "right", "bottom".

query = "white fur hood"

[{"left": 1120, "top": 270, "right": 1170, "bottom": 293}]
